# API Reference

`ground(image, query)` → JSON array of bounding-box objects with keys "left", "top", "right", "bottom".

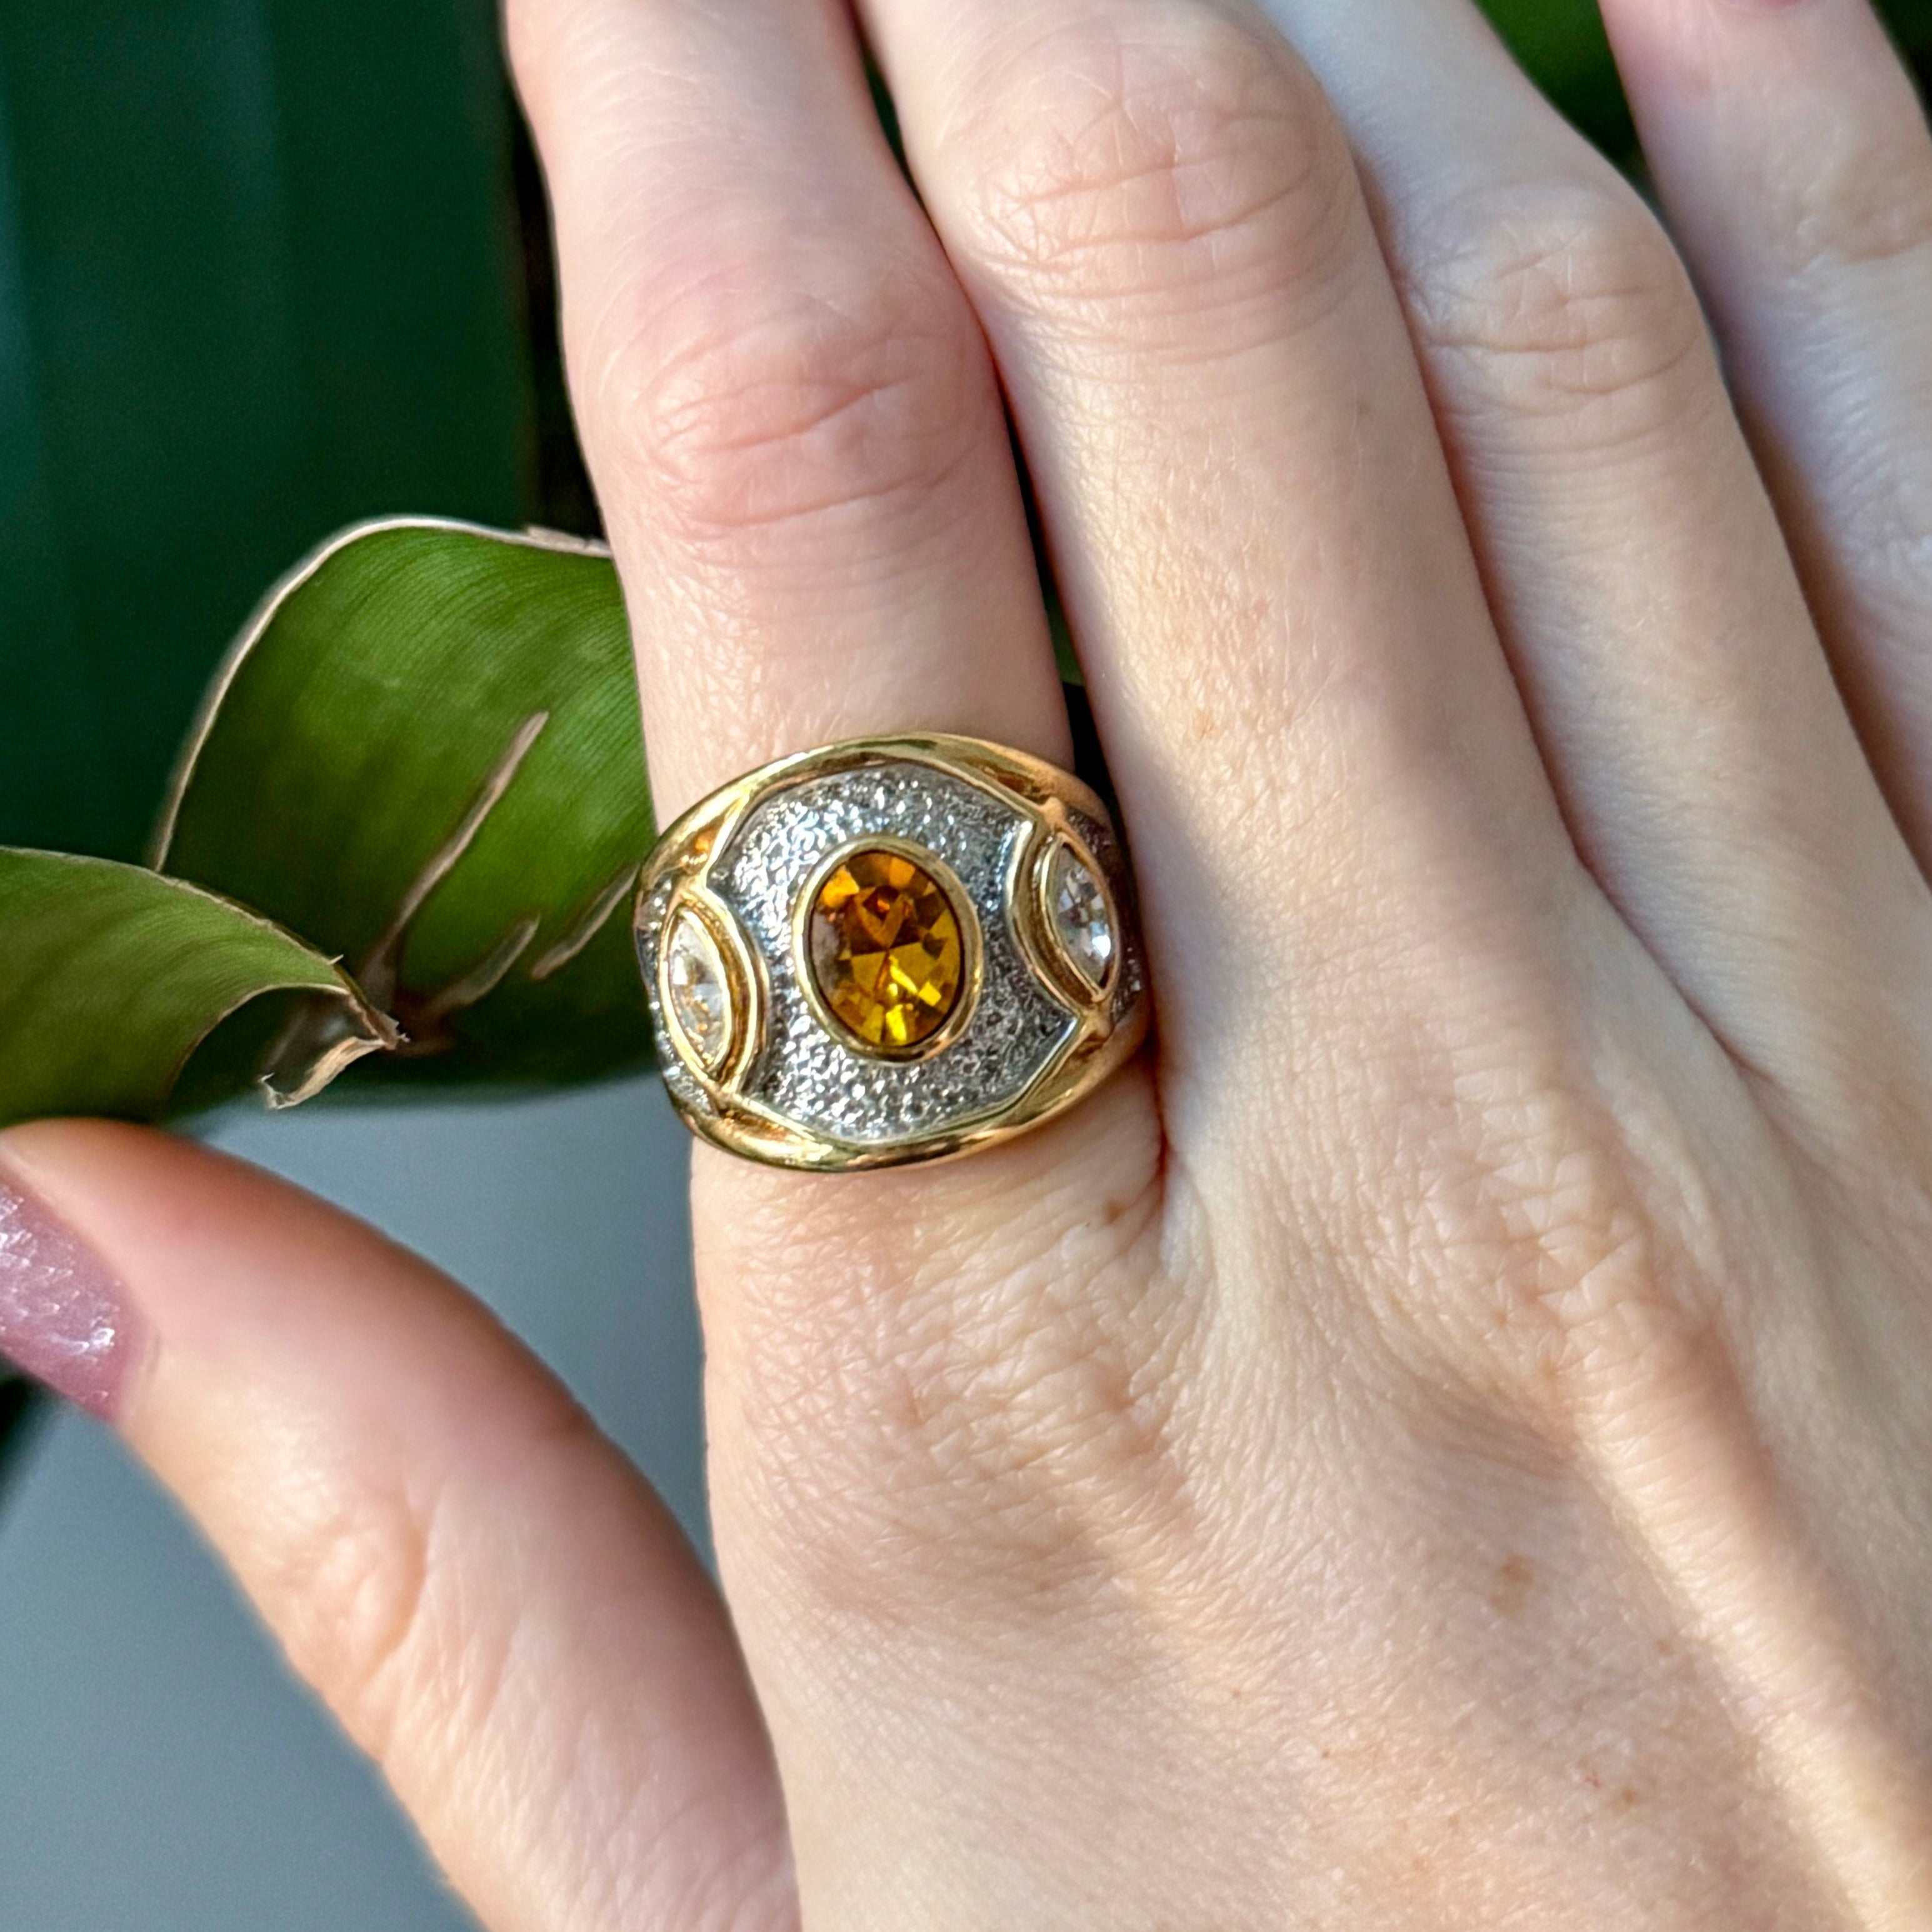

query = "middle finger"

[{"left": 858, "top": 0, "right": 1581, "bottom": 1160}]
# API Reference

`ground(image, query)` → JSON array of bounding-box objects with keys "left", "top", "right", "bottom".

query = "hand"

[{"left": 8, "top": 0, "right": 1932, "bottom": 1921}]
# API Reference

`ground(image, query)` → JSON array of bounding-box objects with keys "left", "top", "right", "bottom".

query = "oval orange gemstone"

[{"left": 807, "top": 848, "right": 964, "bottom": 1051}]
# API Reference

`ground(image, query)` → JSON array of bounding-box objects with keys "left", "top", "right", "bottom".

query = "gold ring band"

[{"left": 634, "top": 734, "right": 1149, "bottom": 1170}]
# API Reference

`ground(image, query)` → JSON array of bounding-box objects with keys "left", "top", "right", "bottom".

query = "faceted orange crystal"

[{"left": 807, "top": 848, "right": 963, "bottom": 1051}]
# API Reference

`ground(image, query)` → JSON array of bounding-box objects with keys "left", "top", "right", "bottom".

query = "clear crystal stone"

[
  {"left": 665, "top": 909, "right": 733, "bottom": 1073},
  {"left": 1048, "top": 841, "right": 1114, "bottom": 991}
]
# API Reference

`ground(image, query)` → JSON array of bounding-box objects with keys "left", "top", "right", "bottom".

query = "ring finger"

[{"left": 509, "top": 0, "right": 1179, "bottom": 1906}]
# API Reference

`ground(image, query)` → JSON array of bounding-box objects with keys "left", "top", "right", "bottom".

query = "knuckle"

[
  {"left": 270, "top": 1471, "right": 449, "bottom": 1766},
  {"left": 1862, "top": 506, "right": 1932, "bottom": 631},
  {"left": 266, "top": 1397, "right": 597, "bottom": 1769},
  {"left": 942, "top": 6, "right": 1359, "bottom": 322},
  {"left": 1405, "top": 182, "right": 1709, "bottom": 451},
  {"left": 591, "top": 243, "right": 984, "bottom": 541},
  {"left": 1360, "top": 997, "right": 1716, "bottom": 1438},
  {"left": 1819, "top": 447, "right": 1932, "bottom": 630},
  {"left": 1771, "top": 114, "right": 1932, "bottom": 274}
]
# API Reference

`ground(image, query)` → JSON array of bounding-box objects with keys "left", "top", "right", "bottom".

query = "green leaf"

[
  {"left": 0, "top": 847, "right": 391, "bottom": 1129},
  {"left": 155, "top": 518, "right": 656, "bottom": 1102}
]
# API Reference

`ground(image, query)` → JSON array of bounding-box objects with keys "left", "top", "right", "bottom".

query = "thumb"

[{"left": 0, "top": 1118, "right": 795, "bottom": 1932}]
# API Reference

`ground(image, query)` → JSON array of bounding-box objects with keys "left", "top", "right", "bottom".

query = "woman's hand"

[{"left": 9, "top": 0, "right": 1932, "bottom": 1921}]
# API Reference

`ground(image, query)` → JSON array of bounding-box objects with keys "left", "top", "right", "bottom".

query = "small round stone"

[
  {"left": 664, "top": 909, "right": 733, "bottom": 1073},
  {"left": 1048, "top": 841, "right": 1114, "bottom": 991},
  {"left": 808, "top": 848, "right": 963, "bottom": 1052}
]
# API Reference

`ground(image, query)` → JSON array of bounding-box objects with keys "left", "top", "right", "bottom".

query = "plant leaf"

[
  {"left": 0, "top": 848, "right": 390, "bottom": 1129},
  {"left": 154, "top": 519, "right": 655, "bottom": 1102}
]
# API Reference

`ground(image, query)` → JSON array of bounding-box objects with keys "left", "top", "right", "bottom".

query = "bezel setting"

[
  {"left": 654, "top": 886, "right": 761, "bottom": 1086},
  {"left": 791, "top": 835, "right": 984, "bottom": 1064},
  {"left": 1026, "top": 824, "right": 1119, "bottom": 1005},
  {"left": 636, "top": 734, "right": 1148, "bottom": 1171}
]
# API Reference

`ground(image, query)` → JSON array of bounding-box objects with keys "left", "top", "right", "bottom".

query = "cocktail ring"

[{"left": 634, "top": 734, "right": 1149, "bottom": 1170}]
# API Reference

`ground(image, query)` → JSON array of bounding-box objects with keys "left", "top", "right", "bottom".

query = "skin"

[{"left": 7, "top": 0, "right": 1932, "bottom": 1921}]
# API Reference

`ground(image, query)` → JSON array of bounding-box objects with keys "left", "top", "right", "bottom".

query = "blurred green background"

[
  {"left": 3, "top": 0, "right": 1932, "bottom": 1489},
  {"left": 0, "top": 0, "right": 544, "bottom": 866}
]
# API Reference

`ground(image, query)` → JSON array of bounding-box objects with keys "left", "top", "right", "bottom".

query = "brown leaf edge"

[
  {"left": 149, "top": 517, "right": 614, "bottom": 1109},
  {"left": 0, "top": 848, "right": 399, "bottom": 1119}
]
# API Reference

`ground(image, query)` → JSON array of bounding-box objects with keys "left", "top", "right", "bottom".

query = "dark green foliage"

[
  {"left": 0, "top": 0, "right": 533, "bottom": 1475},
  {"left": 0, "top": 0, "right": 532, "bottom": 862},
  {"left": 0, "top": 847, "right": 377, "bottom": 1128}
]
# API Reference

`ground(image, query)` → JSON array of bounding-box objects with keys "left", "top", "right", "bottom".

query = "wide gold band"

[{"left": 634, "top": 734, "right": 1148, "bottom": 1171}]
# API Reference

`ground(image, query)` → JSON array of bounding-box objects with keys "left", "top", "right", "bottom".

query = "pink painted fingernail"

[{"left": 0, "top": 1163, "right": 141, "bottom": 1419}]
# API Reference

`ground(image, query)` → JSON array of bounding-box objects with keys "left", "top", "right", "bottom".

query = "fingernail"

[{"left": 0, "top": 1161, "right": 142, "bottom": 1419}]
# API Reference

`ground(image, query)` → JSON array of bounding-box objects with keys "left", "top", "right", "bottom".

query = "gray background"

[{"left": 0, "top": 1078, "right": 704, "bottom": 1929}]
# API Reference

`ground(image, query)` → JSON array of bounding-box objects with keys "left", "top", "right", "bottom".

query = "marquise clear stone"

[
  {"left": 665, "top": 909, "right": 733, "bottom": 1073},
  {"left": 1048, "top": 841, "right": 1114, "bottom": 991}
]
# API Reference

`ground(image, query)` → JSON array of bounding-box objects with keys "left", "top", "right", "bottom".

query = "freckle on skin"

[{"left": 1488, "top": 1552, "right": 1536, "bottom": 1617}]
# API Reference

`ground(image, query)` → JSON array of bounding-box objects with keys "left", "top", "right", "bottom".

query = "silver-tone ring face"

[{"left": 635, "top": 736, "right": 1147, "bottom": 1171}]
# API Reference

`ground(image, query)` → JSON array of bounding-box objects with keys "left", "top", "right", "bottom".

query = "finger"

[
  {"left": 0, "top": 1121, "right": 794, "bottom": 1932},
  {"left": 509, "top": 0, "right": 1171, "bottom": 1803},
  {"left": 507, "top": 0, "right": 1069, "bottom": 819},
  {"left": 510, "top": 0, "right": 1179, "bottom": 1825},
  {"left": 1599, "top": 0, "right": 1932, "bottom": 872},
  {"left": 853, "top": 0, "right": 1583, "bottom": 1122},
  {"left": 1248, "top": 0, "right": 1932, "bottom": 1085}
]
